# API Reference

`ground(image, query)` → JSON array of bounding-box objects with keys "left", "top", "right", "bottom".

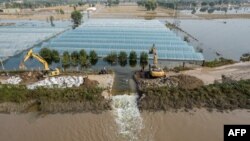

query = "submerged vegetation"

[
  {"left": 118, "top": 51, "right": 128, "bottom": 67},
  {"left": 203, "top": 57, "right": 235, "bottom": 67},
  {"left": 62, "top": 51, "right": 71, "bottom": 67},
  {"left": 89, "top": 50, "right": 98, "bottom": 65},
  {"left": 38, "top": 48, "right": 99, "bottom": 68},
  {"left": 129, "top": 51, "right": 137, "bottom": 67},
  {"left": 104, "top": 52, "right": 118, "bottom": 64},
  {"left": 139, "top": 79, "right": 250, "bottom": 111},
  {"left": 140, "top": 52, "right": 148, "bottom": 70},
  {"left": 71, "top": 51, "right": 80, "bottom": 66},
  {"left": 79, "top": 49, "right": 88, "bottom": 66}
]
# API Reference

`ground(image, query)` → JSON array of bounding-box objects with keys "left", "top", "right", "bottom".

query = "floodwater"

[
  {"left": 0, "top": 105, "right": 250, "bottom": 141},
  {"left": 177, "top": 19, "right": 250, "bottom": 60}
]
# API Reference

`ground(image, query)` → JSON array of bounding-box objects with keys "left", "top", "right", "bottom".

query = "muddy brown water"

[{"left": 0, "top": 109, "right": 249, "bottom": 141}]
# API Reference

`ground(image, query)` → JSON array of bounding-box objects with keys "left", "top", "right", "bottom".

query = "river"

[{"left": 0, "top": 95, "right": 250, "bottom": 141}]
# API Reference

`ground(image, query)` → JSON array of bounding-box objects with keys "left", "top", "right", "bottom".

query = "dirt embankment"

[
  {"left": 0, "top": 73, "right": 114, "bottom": 114},
  {"left": 136, "top": 62, "right": 250, "bottom": 112},
  {"left": 183, "top": 61, "right": 250, "bottom": 85}
]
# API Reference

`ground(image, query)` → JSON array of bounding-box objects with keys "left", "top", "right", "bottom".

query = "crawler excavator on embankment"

[
  {"left": 148, "top": 44, "right": 165, "bottom": 78},
  {"left": 19, "top": 49, "right": 60, "bottom": 77}
]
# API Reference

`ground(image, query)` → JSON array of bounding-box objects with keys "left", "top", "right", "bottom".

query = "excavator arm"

[
  {"left": 148, "top": 44, "right": 165, "bottom": 77},
  {"left": 20, "top": 49, "right": 49, "bottom": 70},
  {"left": 19, "top": 49, "right": 60, "bottom": 77},
  {"left": 149, "top": 44, "right": 158, "bottom": 65}
]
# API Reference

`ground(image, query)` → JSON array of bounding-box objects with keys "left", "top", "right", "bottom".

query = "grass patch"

[
  {"left": 139, "top": 79, "right": 250, "bottom": 111},
  {"left": 0, "top": 85, "right": 110, "bottom": 113},
  {"left": 0, "top": 85, "right": 104, "bottom": 103},
  {"left": 203, "top": 57, "right": 235, "bottom": 67}
]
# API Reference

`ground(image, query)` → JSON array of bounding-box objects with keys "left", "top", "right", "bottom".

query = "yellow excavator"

[
  {"left": 149, "top": 44, "right": 165, "bottom": 78},
  {"left": 19, "top": 49, "right": 60, "bottom": 77}
]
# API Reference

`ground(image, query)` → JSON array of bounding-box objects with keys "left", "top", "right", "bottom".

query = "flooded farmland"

[{"left": 178, "top": 19, "right": 250, "bottom": 60}]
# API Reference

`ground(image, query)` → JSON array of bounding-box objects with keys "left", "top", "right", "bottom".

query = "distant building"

[{"left": 86, "top": 7, "right": 97, "bottom": 11}]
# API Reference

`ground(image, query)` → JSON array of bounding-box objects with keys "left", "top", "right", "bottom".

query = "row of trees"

[
  {"left": 106, "top": 0, "right": 120, "bottom": 7},
  {"left": 104, "top": 51, "right": 148, "bottom": 68},
  {"left": 39, "top": 48, "right": 98, "bottom": 67},
  {"left": 39, "top": 48, "right": 151, "bottom": 68},
  {"left": 3, "top": 2, "right": 60, "bottom": 9},
  {"left": 61, "top": 50, "right": 98, "bottom": 67}
]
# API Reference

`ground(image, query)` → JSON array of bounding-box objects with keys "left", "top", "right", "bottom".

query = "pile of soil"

[
  {"left": 134, "top": 71, "right": 203, "bottom": 90},
  {"left": 171, "top": 74, "right": 204, "bottom": 90}
]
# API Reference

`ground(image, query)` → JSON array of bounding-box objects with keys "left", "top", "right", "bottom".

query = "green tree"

[
  {"left": 145, "top": 0, "right": 157, "bottom": 11},
  {"left": 62, "top": 51, "right": 70, "bottom": 68},
  {"left": 104, "top": 52, "right": 117, "bottom": 64},
  {"left": 191, "top": 8, "right": 196, "bottom": 14},
  {"left": 201, "top": 2, "right": 207, "bottom": 6},
  {"left": 208, "top": 8, "right": 215, "bottom": 14},
  {"left": 39, "top": 48, "right": 52, "bottom": 64},
  {"left": 240, "top": 53, "right": 250, "bottom": 62},
  {"left": 118, "top": 51, "right": 128, "bottom": 67},
  {"left": 71, "top": 51, "right": 79, "bottom": 66},
  {"left": 51, "top": 50, "right": 60, "bottom": 63},
  {"left": 59, "top": 9, "right": 64, "bottom": 14},
  {"left": 89, "top": 50, "right": 98, "bottom": 65},
  {"left": 140, "top": 52, "right": 148, "bottom": 70},
  {"left": 129, "top": 51, "right": 137, "bottom": 67},
  {"left": 71, "top": 10, "right": 83, "bottom": 27},
  {"left": 129, "top": 51, "right": 137, "bottom": 61},
  {"left": 114, "top": 0, "right": 120, "bottom": 5},
  {"left": 200, "top": 7, "right": 208, "bottom": 12},
  {"left": 191, "top": 2, "right": 197, "bottom": 7},
  {"left": 209, "top": 2, "right": 215, "bottom": 7},
  {"left": 79, "top": 49, "right": 88, "bottom": 66}
]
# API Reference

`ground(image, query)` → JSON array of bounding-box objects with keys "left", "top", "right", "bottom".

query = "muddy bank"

[{"left": 0, "top": 109, "right": 249, "bottom": 141}]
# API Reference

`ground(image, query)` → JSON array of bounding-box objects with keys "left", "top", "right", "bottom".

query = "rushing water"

[{"left": 111, "top": 95, "right": 143, "bottom": 141}]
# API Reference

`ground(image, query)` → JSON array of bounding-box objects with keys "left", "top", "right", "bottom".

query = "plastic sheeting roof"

[
  {"left": 0, "top": 20, "right": 70, "bottom": 61},
  {"left": 43, "top": 19, "right": 204, "bottom": 61}
]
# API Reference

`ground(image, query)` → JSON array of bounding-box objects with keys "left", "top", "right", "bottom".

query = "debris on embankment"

[{"left": 0, "top": 72, "right": 114, "bottom": 114}]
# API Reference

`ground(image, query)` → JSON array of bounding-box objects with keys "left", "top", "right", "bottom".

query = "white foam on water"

[{"left": 111, "top": 94, "right": 144, "bottom": 141}]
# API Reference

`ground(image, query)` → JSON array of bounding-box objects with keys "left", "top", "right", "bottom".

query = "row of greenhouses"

[
  {"left": 0, "top": 20, "right": 71, "bottom": 61},
  {"left": 41, "top": 19, "right": 204, "bottom": 61}
]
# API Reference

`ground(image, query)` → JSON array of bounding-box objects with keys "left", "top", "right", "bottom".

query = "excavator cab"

[{"left": 48, "top": 68, "right": 60, "bottom": 76}]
